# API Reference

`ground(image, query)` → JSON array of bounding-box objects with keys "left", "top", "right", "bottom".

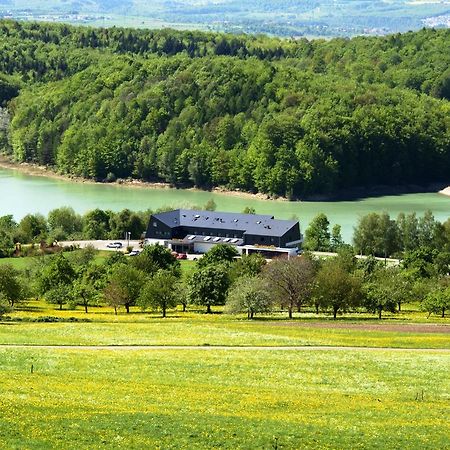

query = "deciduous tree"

[
  {"left": 263, "top": 256, "right": 316, "bottom": 318},
  {"left": 188, "top": 264, "right": 230, "bottom": 313},
  {"left": 314, "top": 258, "right": 362, "bottom": 319},
  {"left": 225, "top": 275, "right": 273, "bottom": 319},
  {"left": 138, "top": 270, "right": 179, "bottom": 317}
]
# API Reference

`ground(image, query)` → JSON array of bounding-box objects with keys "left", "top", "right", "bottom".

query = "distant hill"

[
  {"left": 0, "top": 0, "right": 449, "bottom": 37},
  {"left": 0, "top": 21, "right": 449, "bottom": 198}
]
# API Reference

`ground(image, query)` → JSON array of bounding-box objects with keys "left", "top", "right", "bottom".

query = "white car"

[
  {"left": 128, "top": 250, "right": 141, "bottom": 256},
  {"left": 106, "top": 242, "right": 123, "bottom": 249}
]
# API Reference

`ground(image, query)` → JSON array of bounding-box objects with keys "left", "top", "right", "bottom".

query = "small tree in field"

[
  {"left": 314, "top": 258, "right": 362, "bottom": 319},
  {"left": 38, "top": 253, "right": 77, "bottom": 306},
  {"left": 225, "top": 276, "right": 273, "bottom": 319},
  {"left": 0, "top": 264, "right": 26, "bottom": 308},
  {"left": 103, "top": 280, "right": 127, "bottom": 315},
  {"left": 105, "top": 265, "right": 145, "bottom": 313},
  {"left": 421, "top": 286, "right": 450, "bottom": 318},
  {"left": 188, "top": 264, "right": 230, "bottom": 313},
  {"left": 139, "top": 270, "right": 179, "bottom": 317},
  {"left": 45, "top": 284, "right": 73, "bottom": 311},
  {"left": 363, "top": 271, "right": 398, "bottom": 319},
  {"left": 263, "top": 256, "right": 316, "bottom": 318}
]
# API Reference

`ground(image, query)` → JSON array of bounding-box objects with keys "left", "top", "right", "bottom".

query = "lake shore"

[
  {"left": 438, "top": 186, "right": 450, "bottom": 197},
  {"left": 1, "top": 154, "right": 448, "bottom": 202},
  {"left": 0, "top": 155, "right": 277, "bottom": 202}
]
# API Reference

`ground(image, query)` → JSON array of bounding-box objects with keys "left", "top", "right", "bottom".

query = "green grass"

[
  {"left": 0, "top": 252, "right": 193, "bottom": 273},
  {"left": 0, "top": 348, "right": 448, "bottom": 449},
  {"left": 1, "top": 300, "right": 449, "bottom": 348},
  {"left": 0, "top": 254, "right": 41, "bottom": 269}
]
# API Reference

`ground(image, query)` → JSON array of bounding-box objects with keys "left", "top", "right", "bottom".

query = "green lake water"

[{"left": 0, "top": 167, "right": 448, "bottom": 242}]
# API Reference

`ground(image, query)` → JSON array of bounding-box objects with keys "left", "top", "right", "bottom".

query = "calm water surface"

[{"left": 0, "top": 167, "right": 448, "bottom": 241}]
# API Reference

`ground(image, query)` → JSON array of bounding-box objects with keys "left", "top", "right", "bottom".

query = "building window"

[{"left": 153, "top": 222, "right": 157, "bottom": 227}]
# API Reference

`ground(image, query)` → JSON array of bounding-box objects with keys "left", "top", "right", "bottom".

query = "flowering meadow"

[{"left": 0, "top": 347, "right": 449, "bottom": 449}]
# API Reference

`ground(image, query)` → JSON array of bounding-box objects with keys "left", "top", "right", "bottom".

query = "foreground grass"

[{"left": 0, "top": 348, "right": 448, "bottom": 449}]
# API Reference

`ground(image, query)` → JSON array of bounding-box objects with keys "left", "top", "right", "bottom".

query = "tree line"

[
  {"left": 303, "top": 210, "right": 450, "bottom": 263},
  {"left": 0, "top": 20, "right": 448, "bottom": 198},
  {"left": 1, "top": 242, "right": 448, "bottom": 321},
  {"left": 0, "top": 200, "right": 221, "bottom": 257}
]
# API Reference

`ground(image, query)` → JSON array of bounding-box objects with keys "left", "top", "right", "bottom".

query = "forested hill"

[{"left": 1, "top": 21, "right": 449, "bottom": 198}]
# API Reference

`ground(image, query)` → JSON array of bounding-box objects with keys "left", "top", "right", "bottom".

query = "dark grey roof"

[{"left": 152, "top": 209, "right": 298, "bottom": 238}]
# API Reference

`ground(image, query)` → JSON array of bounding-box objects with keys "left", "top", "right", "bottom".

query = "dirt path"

[
  {"left": 0, "top": 344, "right": 448, "bottom": 352},
  {"left": 267, "top": 322, "right": 450, "bottom": 333}
]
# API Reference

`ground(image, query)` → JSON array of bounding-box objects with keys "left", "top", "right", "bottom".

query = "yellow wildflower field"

[{"left": 0, "top": 348, "right": 449, "bottom": 449}]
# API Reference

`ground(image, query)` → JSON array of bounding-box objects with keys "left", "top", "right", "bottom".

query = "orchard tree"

[
  {"left": 132, "top": 243, "right": 180, "bottom": 277},
  {"left": 421, "top": 287, "right": 450, "bottom": 318},
  {"left": 225, "top": 275, "right": 273, "bottom": 319},
  {"left": 0, "top": 264, "right": 26, "bottom": 308},
  {"left": 198, "top": 244, "right": 239, "bottom": 268},
  {"left": 38, "top": 253, "right": 78, "bottom": 310},
  {"left": 314, "top": 258, "right": 362, "bottom": 319},
  {"left": 38, "top": 253, "right": 77, "bottom": 294},
  {"left": 230, "top": 253, "right": 266, "bottom": 281},
  {"left": 263, "top": 256, "right": 316, "bottom": 318},
  {"left": 363, "top": 268, "right": 402, "bottom": 319},
  {"left": 71, "top": 265, "right": 104, "bottom": 313},
  {"left": 105, "top": 265, "right": 145, "bottom": 313},
  {"left": 188, "top": 264, "right": 230, "bottom": 313},
  {"left": 138, "top": 270, "right": 179, "bottom": 317},
  {"left": 45, "top": 284, "right": 73, "bottom": 311},
  {"left": 103, "top": 280, "right": 127, "bottom": 315}
]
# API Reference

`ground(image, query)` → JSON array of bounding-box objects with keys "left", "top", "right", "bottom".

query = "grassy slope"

[{"left": 0, "top": 348, "right": 449, "bottom": 449}]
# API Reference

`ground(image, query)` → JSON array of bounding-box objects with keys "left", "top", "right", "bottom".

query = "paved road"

[
  {"left": 59, "top": 240, "right": 141, "bottom": 252},
  {"left": 1, "top": 345, "right": 448, "bottom": 352},
  {"left": 59, "top": 240, "right": 200, "bottom": 260}
]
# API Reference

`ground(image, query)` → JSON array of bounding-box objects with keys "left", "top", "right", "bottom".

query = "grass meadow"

[
  {"left": 0, "top": 347, "right": 449, "bottom": 449},
  {"left": 1, "top": 256, "right": 449, "bottom": 449}
]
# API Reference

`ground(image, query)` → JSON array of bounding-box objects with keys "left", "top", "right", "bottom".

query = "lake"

[{"left": 0, "top": 167, "right": 448, "bottom": 242}]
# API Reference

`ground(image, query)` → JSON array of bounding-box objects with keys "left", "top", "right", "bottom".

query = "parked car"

[
  {"left": 176, "top": 253, "right": 187, "bottom": 260},
  {"left": 107, "top": 242, "right": 123, "bottom": 249},
  {"left": 128, "top": 250, "right": 141, "bottom": 256}
]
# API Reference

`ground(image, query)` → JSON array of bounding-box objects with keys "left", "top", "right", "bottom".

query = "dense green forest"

[{"left": 0, "top": 21, "right": 449, "bottom": 198}]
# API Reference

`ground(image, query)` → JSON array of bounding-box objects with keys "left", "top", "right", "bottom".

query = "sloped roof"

[{"left": 152, "top": 209, "right": 298, "bottom": 237}]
